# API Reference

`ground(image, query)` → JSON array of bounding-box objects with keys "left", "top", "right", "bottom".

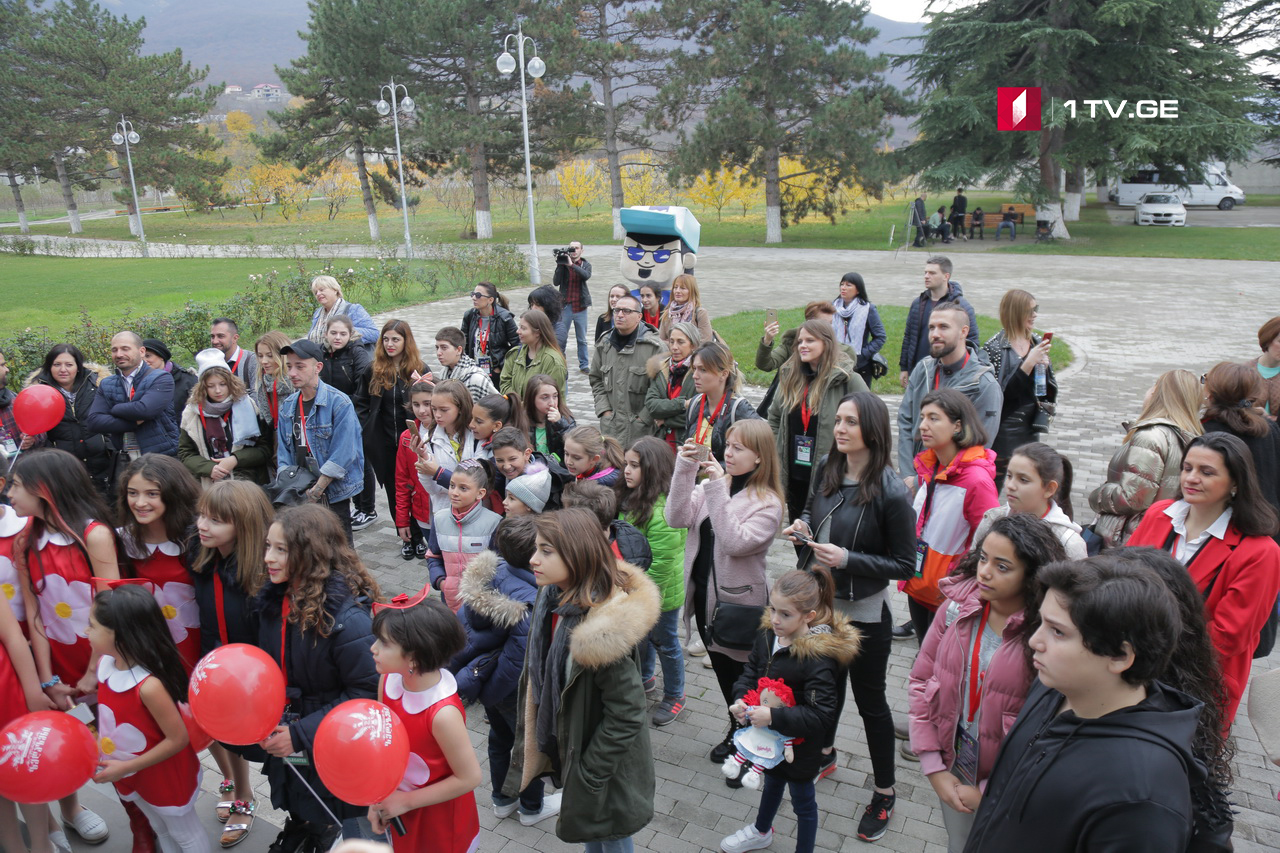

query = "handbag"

[
  {"left": 1030, "top": 400, "right": 1055, "bottom": 434},
  {"left": 870, "top": 352, "right": 888, "bottom": 379},
  {"left": 708, "top": 547, "right": 765, "bottom": 651},
  {"left": 263, "top": 465, "right": 318, "bottom": 507}
]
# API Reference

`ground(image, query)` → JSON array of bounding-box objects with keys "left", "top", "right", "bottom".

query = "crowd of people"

[{"left": 0, "top": 255, "right": 1276, "bottom": 853}]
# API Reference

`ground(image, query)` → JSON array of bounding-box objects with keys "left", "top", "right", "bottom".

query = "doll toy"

[{"left": 721, "top": 677, "right": 799, "bottom": 790}]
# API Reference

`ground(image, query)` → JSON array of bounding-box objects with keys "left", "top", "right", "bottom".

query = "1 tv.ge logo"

[{"left": 998, "top": 87, "right": 1180, "bottom": 130}]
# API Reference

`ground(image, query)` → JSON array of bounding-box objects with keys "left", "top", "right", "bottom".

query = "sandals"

[
  {"left": 220, "top": 800, "right": 256, "bottom": 848},
  {"left": 216, "top": 779, "right": 235, "bottom": 823}
]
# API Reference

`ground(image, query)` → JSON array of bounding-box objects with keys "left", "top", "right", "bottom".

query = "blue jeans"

[
  {"left": 556, "top": 308, "right": 591, "bottom": 370},
  {"left": 755, "top": 774, "right": 817, "bottom": 853},
  {"left": 995, "top": 220, "right": 1016, "bottom": 240},
  {"left": 640, "top": 607, "right": 685, "bottom": 699},
  {"left": 486, "top": 696, "right": 545, "bottom": 813},
  {"left": 584, "top": 839, "right": 633, "bottom": 853}
]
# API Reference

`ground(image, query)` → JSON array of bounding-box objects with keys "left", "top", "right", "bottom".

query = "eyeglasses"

[
  {"left": 470, "top": 292, "right": 490, "bottom": 299},
  {"left": 625, "top": 247, "right": 673, "bottom": 263},
  {"left": 371, "top": 584, "right": 431, "bottom": 615},
  {"left": 613, "top": 307, "right": 640, "bottom": 316}
]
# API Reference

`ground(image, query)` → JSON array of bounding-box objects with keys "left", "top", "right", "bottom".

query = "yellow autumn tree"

[
  {"left": 556, "top": 159, "right": 605, "bottom": 218},
  {"left": 312, "top": 162, "right": 360, "bottom": 220},
  {"left": 620, "top": 154, "right": 671, "bottom": 206},
  {"left": 244, "top": 162, "right": 309, "bottom": 222},
  {"left": 685, "top": 165, "right": 751, "bottom": 222}
]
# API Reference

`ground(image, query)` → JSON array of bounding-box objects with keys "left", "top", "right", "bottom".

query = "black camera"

[{"left": 552, "top": 247, "right": 573, "bottom": 264}]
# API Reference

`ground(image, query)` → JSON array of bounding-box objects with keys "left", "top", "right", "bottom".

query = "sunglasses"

[
  {"left": 471, "top": 291, "right": 491, "bottom": 299},
  {"left": 624, "top": 247, "right": 673, "bottom": 263},
  {"left": 371, "top": 584, "right": 431, "bottom": 615}
]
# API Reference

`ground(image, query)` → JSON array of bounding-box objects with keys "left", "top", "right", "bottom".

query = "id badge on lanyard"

[
  {"left": 477, "top": 355, "right": 492, "bottom": 375},
  {"left": 794, "top": 435, "right": 814, "bottom": 467},
  {"left": 0, "top": 427, "right": 16, "bottom": 456},
  {"left": 952, "top": 726, "right": 979, "bottom": 786},
  {"left": 914, "top": 540, "right": 928, "bottom": 577}
]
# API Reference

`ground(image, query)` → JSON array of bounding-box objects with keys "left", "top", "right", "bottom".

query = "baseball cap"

[{"left": 280, "top": 339, "right": 325, "bottom": 361}]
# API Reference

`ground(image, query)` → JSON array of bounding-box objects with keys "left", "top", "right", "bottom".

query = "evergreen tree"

[
  {"left": 901, "top": 0, "right": 1261, "bottom": 235},
  {"left": 658, "top": 0, "right": 900, "bottom": 243},
  {"left": 0, "top": 0, "right": 51, "bottom": 235}
]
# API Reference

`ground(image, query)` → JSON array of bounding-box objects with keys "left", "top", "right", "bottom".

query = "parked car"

[{"left": 1134, "top": 193, "right": 1187, "bottom": 226}]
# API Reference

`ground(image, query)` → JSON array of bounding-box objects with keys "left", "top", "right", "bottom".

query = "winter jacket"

[
  {"left": 754, "top": 330, "right": 858, "bottom": 374},
  {"left": 909, "top": 446, "right": 999, "bottom": 609},
  {"left": 320, "top": 343, "right": 372, "bottom": 408},
  {"left": 666, "top": 453, "right": 783, "bottom": 661},
  {"left": 961, "top": 679, "right": 1203, "bottom": 853},
  {"left": 768, "top": 356, "right": 869, "bottom": 495},
  {"left": 276, "top": 379, "right": 366, "bottom": 503},
  {"left": 462, "top": 306, "right": 520, "bottom": 385},
  {"left": 86, "top": 362, "right": 179, "bottom": 456},
  {"left": 1128, "top": 499, "right": 1280, "bottom": 723},
  {"left": 354, "top": 373, "right": 413, "bottom": 481},
  {"left": 308, "top": 302, "right": 379, "bottom": 350},
  {"left": 645, "top": 355, "right": 696, "bottom": 444},
  {"left": 393, "top": 428, "right": 432, "bottom": 527},
  {"left": 908, "top": 576, "right": 1034, "bottom": 786},
  {"left": 33, "top": 368, "right": 114, "bottom": 489},
  {"left": 500, "top": 344, "right": 568, "bottom": 406},
  {"left": 983, "top": 331, "right": 1058, "bottom": 461},
  {"left": 191, "top": 552, "right": 258, "bottom": 659},
  {"left": 450, "top": 550, "right": 536, "bottom": 707},
  {"left": 438, "top": 354, "right": 498, "bottom": 403},
  {"left": 589, "top": 325, "right": 667, "bottom": 447},
  {"left": 1203, "top": 417, "right": 1280, "bottom": 525},
  {"left": 427, "top": 501, "right": 503, "bottom": 612},
  {"left": 657, "top": 305, "right": 713, "bottom": 344},
  {"left": 899, "top": 281, "right": 980, "bottom": 374},
  {"left": 255, "top": 576, "right": 378, "bottom": 825},
  {"left": 897, "top": 344, "right": 1003, "bottom": 476},
  {"left": 177, "top": 399, "right": 273, "bottom": 485},
  {"left": 729, "top": 615, "right": 861, "bottom": 781},
  {"left": 418, "top": 425, "right": 486, "bottom": 518},
  {"left": 167, "top": 364, "right": 198, "bottom": 426},
  {"left": 505, "top": 563, "right": 659, "bottom": 844},
  {"left": 531, "top": 416, "right": 575, "bottom": 464},
  {"left": 976, "top": 503, "right": 1087, "bottom": 560},
  {"left": 680, "top": 393, "right": 762, "bottom": 464},
  {"left": 608, "top": 519, "right": 652, "bottom": 570},
  {"left": 831, "top": 303, "right": 887, "bottom": 368},
  {"left": 622, "top": 493, "right": 686, "bottom": 611},
  {"left": 798, "top": 463, "right": 916, "bottom": 601},
  {"left": 1087, "top": 419, "right": 1192, "bottom": 548}
]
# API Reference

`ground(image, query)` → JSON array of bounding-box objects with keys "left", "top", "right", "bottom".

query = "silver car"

[{"left": 1134, "top": 193, "right": 1187, "bottom": 226}]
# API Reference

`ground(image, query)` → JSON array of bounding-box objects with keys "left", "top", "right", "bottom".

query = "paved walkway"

[{"left": 177, "top": 245, "right": 1280, "bottom": 852}]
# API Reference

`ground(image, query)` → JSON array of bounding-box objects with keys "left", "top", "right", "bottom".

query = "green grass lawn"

[{"left": 712, "top": 305, "right": 1073, "bottom": 394}]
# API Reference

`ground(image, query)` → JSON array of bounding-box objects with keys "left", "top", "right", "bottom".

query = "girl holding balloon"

[
  {"left": 87, "top": 584, "right": 207, "bottom": 853},
  {"left": 367, "top": 592, "right": 481, "bottom": 851},
  {"left": 258, "top": 504, "right": 381, "bottom": 849},
  {"left": 191, "top": 480, "right": 273, "bottom": 846}
]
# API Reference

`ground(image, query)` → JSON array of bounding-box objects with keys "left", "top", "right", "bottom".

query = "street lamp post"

[
  {"left": 377, "top": 79, "right": 416, "bottom": 260},
  {"left": 497, "top": 24, "right": 545, "bottom": 285},
  {"left": 111, "top": 116, "right": 147, "bottom": 258}
]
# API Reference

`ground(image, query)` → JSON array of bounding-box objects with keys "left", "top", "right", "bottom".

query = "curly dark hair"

[{"left": 272, "top": 505, "right": 381, "bottom": 637}]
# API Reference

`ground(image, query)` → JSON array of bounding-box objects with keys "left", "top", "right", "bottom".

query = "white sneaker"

[
  {"left": 493, "top": 800, "right": 519, "bottom": 819},
  {"left": 721, "top": 824, "right": 773, "bottom": 853},
  {"left": 703, "top": 653, "right": 716, "bottom": 668},
  {"left": 518, "top": 792, "right": 562, "bottom": 826},
  {"left": 686, "top": 634, "right": 707, "bottom": 656}
]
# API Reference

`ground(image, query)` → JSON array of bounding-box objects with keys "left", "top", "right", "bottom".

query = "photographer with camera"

[{"left": 552, "top": 241, "right": 593, "bottom": 373}]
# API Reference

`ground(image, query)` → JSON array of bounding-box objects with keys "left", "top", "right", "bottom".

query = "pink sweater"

[
  {"left": 665, "top": 453, "right": 783, "bottom": 662},
  {"left": 907, "top": 576, "right": 1035, "bottom": 788}
]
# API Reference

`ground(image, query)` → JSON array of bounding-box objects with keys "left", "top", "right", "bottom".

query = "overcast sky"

[{"left": 865, "top": 1, "right": 966, "bottom": 23}]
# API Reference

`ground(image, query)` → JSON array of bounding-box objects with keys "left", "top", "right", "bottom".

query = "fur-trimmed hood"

[
  {"left": 569, "top": 561, "right": 661, "bottom": 670},
  {"left": 457, "top": 549, "right": 535, "bottom": 631},
  {"left": 757, "top": 609, "right": 862, "bottom": 667}
]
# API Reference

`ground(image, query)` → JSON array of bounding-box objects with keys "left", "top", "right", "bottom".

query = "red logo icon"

[{"left": 997, "top": 87, "right": 1042, "bottom": 131}]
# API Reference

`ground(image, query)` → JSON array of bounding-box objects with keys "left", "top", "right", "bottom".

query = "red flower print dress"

[
  {"left": 381, "top": 670, "right": 479, "bottom": 853},
  {"left": 96, "top": 656, "right": 201, "bottom": 811},
  {"left": 0, "top": 507, "right": 28, "bottom": 630},
  {"left": 27, "top": 523, "right": 102, "bottom": 686},
  {"left": 119, "top": 534, "right": 202, "bottom": 673}
]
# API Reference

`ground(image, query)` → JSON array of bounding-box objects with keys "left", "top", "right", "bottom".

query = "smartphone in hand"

[
  {"left": 765, "top": 308, "right": 779, "bottom": 328},
  {"left": 1042, "top": 332, "right": 1054, "bottom": 343}
]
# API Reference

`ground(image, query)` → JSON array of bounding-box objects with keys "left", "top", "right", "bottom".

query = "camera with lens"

[{"left": 552, "top": 247, "right": 573, "bottom": 264}]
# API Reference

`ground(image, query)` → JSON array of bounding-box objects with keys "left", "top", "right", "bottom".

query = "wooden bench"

[
  {"left": 962, "top": 203, "right": 1035, "bottom": 231},
  {"left": 113, "top": 204, "right": 178, "bottom": 215}
]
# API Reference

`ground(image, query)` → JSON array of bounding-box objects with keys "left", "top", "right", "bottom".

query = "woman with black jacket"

[
  {"left": 461, "top": 282, "right": 520, "bottom": 387},
  {"left": 783, "top": 391, "right": 916, "bottom": 825},
  {"left": 32, "top": 344, "right": 114, "bottom": 494},
  {"left": 258, "top": 504, "right": 381, "bottom": 851},
  {"left": 320, "top": 315, "right": 373, "bottom": 401},
  {"left": 983, "top": 290, "right": 1056, "bottom": 491},
  {"left": 354, "top": 320, "right": 424, "bottom": 528}
]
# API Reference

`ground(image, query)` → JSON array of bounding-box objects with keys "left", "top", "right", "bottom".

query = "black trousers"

[
  {"left": 326, "top": 498, "right": 353, "bottom": 546},
  {"left": 829, "top": 602, "right": 896, "bottom": 789},
  {"left": 909, "top": 597, "right": 937, "bottom": 647}
]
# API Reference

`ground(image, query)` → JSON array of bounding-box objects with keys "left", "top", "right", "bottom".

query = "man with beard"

[{"left": 896, "top": 303, "right": 1001, "bottom": 477}]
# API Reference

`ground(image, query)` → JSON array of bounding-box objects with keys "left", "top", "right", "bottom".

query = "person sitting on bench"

[
  {"left": 995, "top": 206, "right": 1018, "bottom": 241},
  {"left": 968, "top": 207, "right": 985, "bottom": 240}
]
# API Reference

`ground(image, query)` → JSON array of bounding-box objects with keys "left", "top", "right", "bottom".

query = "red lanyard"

[
  {"left": 476, "top": 317, "right": 491, "bottom": 354},
  {"left": 693, "top": 393, "right": 727, "bottom": 444},
  {"left": 934, "top": 351, "right": 970, "bottom": 390},
  {"left": 966, "top": 603, "right": 992, "bottom": 723},
  {"left": 667, "top": 363, "right": 686, "bottom": 400},
  {"left": 213, "top": 572, "right": 229, "bottom": 646},
  {"left": 268, "top": 384, "right": 279, "bottom": 427},
  {"left": 279, "top": 597, "right": 290, "bottom": 689},
  {"left": 199, "top": 404, "right": 230, "bottom": 425},
  {"left": 800, "top": 382, "right": 813, "bottom": 433},
  {"left": 227, "top": 350, "right": 242, "bottom": 375}
]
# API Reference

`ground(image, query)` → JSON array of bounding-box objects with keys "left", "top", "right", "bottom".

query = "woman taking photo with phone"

[{"left": 983, "top": 290, "right": 1055, "bottom": 491}]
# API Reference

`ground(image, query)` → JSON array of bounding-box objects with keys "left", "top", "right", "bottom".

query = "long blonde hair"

[
  {"left": 255, "top": 330, "right": 292, "bottom": 383},
  {"left": 1126, "top": 368, "right": 1204, "bottom": 442},
  {"left": 725, "top": 420, "right": 783, "bottom": 505},
  {"left": 778, "top": 319, "right": 841, "bottom": 413}
]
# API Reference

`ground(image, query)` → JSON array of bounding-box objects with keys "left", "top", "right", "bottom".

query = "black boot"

[
  {"left": 267, "top": 818, "right": 310, "bottom": 853},
  {"left": 709, "top": 714, "right": 737, "bottom": 763}
]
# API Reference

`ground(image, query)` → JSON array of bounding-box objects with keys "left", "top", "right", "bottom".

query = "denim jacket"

[
  {"left": 85, "top": 362, "right": 179, "bottom": 456},
  {"left": 276, "top": 379, "right": 365, "bottom": 503}
]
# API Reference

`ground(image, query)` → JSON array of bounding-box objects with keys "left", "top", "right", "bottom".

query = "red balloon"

[
  {"left": 188, "top": 644, "right": 286, "bottom": 745},
  {"left": 178, "top": 702, "right": 213, "bottom": 753},
  {"left": 11, "top": 386, "right": 66, "bottom": 436},
  {"left": 0, "top": 711, "right": 99, "bottom": 803},
  {"left": 313, "top": 700, "right": 409, "bottom": 806}
]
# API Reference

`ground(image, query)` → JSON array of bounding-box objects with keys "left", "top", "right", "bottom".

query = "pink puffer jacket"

[{"left": 907, "top": 576, "right": 1035, "bottom": 789}]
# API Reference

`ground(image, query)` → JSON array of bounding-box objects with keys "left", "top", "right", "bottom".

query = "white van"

[{"left": 1109, "top": 163, "right": 1246, "bottom": 209}]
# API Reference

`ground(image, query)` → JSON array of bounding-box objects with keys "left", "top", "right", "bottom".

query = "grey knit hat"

[
  {"left": 670, "top": 321, "right": 703, "bottom": 349},
  {"left": 506, "top": 466, "right": 553, "bottom": 513}
]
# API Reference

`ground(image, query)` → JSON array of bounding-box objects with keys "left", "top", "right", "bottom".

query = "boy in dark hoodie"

[
  {"left": 962, "top": 557, "right": 1203, "bottom": 853},
  {"left": 561, "top": 479, "right": 652, "bottom": 570}
]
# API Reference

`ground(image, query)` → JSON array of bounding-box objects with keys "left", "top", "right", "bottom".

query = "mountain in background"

[{"left": 105, "top": 0, "right": 924, "bottom": 100}]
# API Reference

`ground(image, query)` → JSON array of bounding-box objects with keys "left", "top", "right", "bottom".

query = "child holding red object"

[{"left": 395, "top": 381, "right": 435, "bottom": 562}]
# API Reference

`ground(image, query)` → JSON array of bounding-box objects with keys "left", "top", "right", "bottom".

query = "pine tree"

[
  {"left": 0, "top": 0, "right": 50, "bottom": 234},
  {"left": 658, "top": 0, "right": 901, "bottom": 243},
  {"left": 901, "top": 0, "right": 1261, "bottom": 236}
]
